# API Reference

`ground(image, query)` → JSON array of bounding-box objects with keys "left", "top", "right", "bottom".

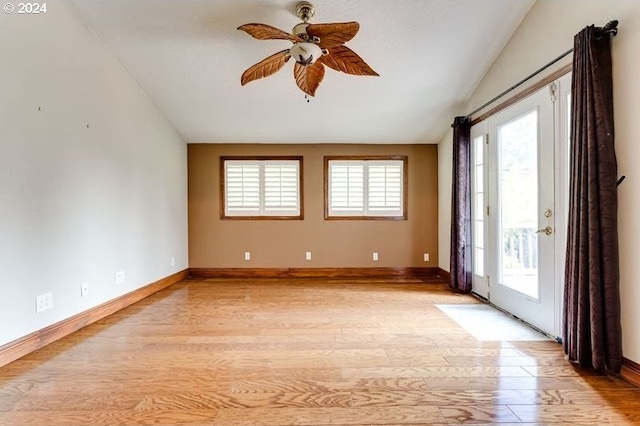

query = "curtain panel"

[
  {"left": 449, "top": 117, "right": 472, "bottom": 293},
  {"left": 563, "top": 25, "right": 622, "bottom": 373}
]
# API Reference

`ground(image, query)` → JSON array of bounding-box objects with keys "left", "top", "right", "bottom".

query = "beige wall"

[
  {"left": 438, "top": 0, "right": 640, "bottom": 364},
  {"left": 189, "top": 144, "right": 438, "bottom": 268}
]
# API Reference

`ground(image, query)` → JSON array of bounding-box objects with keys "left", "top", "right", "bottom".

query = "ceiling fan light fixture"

[{"left": 289, "top": 42, "right": 323, "bottom": 65}]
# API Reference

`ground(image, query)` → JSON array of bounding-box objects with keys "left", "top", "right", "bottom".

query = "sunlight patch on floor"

[{"left": 437, "top": 304, "right": 552, "bottom": 341}]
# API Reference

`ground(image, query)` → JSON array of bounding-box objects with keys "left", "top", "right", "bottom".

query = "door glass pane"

[
  {"left": 475, "top": 164, "right": 483, "bottom": 187},
  {"left": 475, "top": 136, "right": 483, "bottom": 163},
  {"left": 498, "top": 110, "right": 539, "bottom": 299},
  {"left": 475, "top": 193, "right": 483, "bottom": 222},
  {"left": 472, "top": 135, "right": 485, "bottom": 277},
  {"left": 475, "top": 248, "right": 484, "bottom": 276},
  {"left": 475, "top": 221, "right": 484, "bottom": 248}
]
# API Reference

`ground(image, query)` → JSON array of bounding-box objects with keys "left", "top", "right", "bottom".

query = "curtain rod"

[{"left": 464, "top": 20, "right": 618, "bottom": 121}]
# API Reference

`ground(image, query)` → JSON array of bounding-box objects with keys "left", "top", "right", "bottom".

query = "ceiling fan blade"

[
  {"left": 320, "top": 45, "right": 379, "bottom": 76},
  {"left": 241, "top": 50, "right": 291, "bottom": 86},
  {"left": 305, "top": 22, "right": 360, "bottom": 48},
  {"left": 238, "top": 23, "right": 303, "bottom": 42},
  {"left": 294, "top": 62, "right": 325, "bottom": 97}
]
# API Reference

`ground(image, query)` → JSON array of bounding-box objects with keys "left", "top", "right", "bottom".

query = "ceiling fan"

[{"left": 237, "top": 1, "right": 379, "bottom": 97}]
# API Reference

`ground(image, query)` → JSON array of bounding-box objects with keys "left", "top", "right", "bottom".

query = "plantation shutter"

[
  {"left": 328, "top": 159, "right": 404, "bottom": 217},
  {"left": 225, "top": 162, "right": 260, "bottom": 215},
  {"left": 224, "top": 159, "right": 300, "bottom": 217},
  {"left": 264, "top": 162, "right": 300, "bottom": 215},
  {"left": 367, "top": 161, "right": 403, "bottom": 215},
  {"left": 329, "top": 163, "right": 364, "bottom": 214}
]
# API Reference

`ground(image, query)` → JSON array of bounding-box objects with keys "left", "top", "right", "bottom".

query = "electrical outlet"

[
  {"left": 81, "top": 282, "right": 89, "bottom": 297},
  {"left": 170, "top": 257, "right": 176, "bottom": 267},
  {"left": 115, "top": 270, "right": 126, "bottom": 285},
  {"left": 35, "top": 295, "right": 46, "bottom": 313},
  {"left": 244, "top": 252, "right": 251, "bottom": 261},
  {"left": 424, "top": 253, "right": 430, "bottom": 262},
  {"left": 36, "top": 293, "right": 53, "bottom": 313},
  {"left": 305, "top": 251, "right": 312, "bottom": 261},
  {"left": 372, "top": 252, "right": 379, "bottom": 261}
]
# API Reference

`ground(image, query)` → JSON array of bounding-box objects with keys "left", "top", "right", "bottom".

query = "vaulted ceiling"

[{"left": 68, "top": 0, "right": 534, "bottom": 144}]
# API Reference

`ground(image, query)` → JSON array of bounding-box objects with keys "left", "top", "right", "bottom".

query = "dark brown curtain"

[
  {"left": 563, "top": 25, "right": 622, "bottom": 373},
  {"left": 449, "top": 117, "right": 472, "bottom": 293}
]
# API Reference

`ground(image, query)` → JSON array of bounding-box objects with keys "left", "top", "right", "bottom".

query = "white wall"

[
  {"left": 438, "top": 0, "right": 640, "bottom": 364},
  {"left": 438, "top": 127, "right": 453, "bottom": 270},
  {"left": 0, "top": 2, "right": 188, "bottom": 346}
]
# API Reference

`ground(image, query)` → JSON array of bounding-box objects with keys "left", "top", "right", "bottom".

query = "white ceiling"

[{"left": 68, "top": 0, "right": 534, "bottom": 144}]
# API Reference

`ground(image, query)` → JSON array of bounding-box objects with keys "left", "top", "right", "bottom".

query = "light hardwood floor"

[{"left": 1, "top": 277, "right": 639, "bottom": 425}]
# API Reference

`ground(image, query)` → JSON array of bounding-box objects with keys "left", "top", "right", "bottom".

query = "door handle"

[{"left": 535, "top": 226, "right": 553, "bottom": 236}]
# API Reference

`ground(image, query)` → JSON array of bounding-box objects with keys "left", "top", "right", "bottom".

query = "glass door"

[
  {"left": 487, "top": 86, "right": 556, "bottom": 335},
  {"left": 471, "top": 124, "right": 488, "bottom": 298}
]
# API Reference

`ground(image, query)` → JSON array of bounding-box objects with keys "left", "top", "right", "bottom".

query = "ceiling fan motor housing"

[{"left": 292, "top": 23, "right": 309, "bottom": 39}]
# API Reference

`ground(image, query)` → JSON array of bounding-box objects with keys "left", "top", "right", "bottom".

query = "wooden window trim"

[
  {"left": 324, "top": 155, "right": 408, "bottom": 221},
  {"left": 220, "top": 156, "right": 304, "bottom": 220}
]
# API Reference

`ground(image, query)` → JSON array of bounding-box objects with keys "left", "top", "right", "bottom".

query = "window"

[
  {"left": 324, "top": 156, "right": 407, "bottom": 219},
  {"left": 221, "top": 156, "right": 303, "bottom": 219}
]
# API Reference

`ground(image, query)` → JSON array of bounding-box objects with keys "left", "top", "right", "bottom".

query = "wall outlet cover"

[{"left": 36, "top": 293, "right": 53, "bottom": 313}]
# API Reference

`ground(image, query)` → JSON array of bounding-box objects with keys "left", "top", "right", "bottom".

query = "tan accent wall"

[{"left": 188, "top": 144, "right": 438, "bottom": 268}]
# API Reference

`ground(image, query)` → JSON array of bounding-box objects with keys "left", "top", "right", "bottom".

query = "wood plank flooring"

[{"left": 1, "top": 277, "right": 638, "bottom": 425}]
